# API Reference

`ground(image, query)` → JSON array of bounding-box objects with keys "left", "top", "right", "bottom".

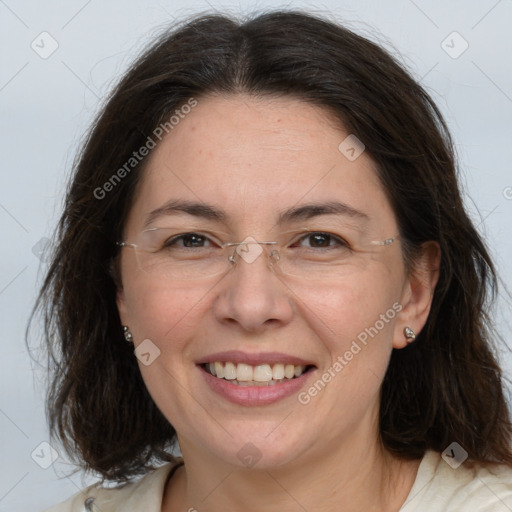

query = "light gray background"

[{"left": 1, "top": 0, "right": 511, "bottom": 510}]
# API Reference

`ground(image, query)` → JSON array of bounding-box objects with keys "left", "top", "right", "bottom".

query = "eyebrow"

[
  {"left": 143, "top": 200, "right": 226, "bottom": 228},
  {"left": 143, "top": 199, "right": 369, "bottom": 228},
  {"left": 278, "top": 201, "right": 369, "bottom": 224}
]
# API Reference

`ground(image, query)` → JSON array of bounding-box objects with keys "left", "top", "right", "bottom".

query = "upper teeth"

[{"left": 207, "top": 362, "right": 307, "bottom": 382}]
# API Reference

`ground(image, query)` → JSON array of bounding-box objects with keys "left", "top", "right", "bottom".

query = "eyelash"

[
  {"left": 162, "top": 232, "right": 350, "bottom": 250},
  {"left": 291, "top": 232, "right": 349, "bottom": 250}
]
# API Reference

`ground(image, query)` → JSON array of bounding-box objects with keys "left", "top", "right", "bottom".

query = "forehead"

[{"left": 126, "top": 94, "right": 396, "bottom": 232}]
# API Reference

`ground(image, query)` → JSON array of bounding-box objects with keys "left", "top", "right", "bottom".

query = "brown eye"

[
  {"left": 308, "top": 233, "right": 331, "bottom": 248},
  {"left": 163, "top": 233, "right": 211, "bottom": 249},
  {"left": 294, "top": 232, "right": 348, "bottom": 249},
  {"left": 181, "top": 234, "right": 207, "bottom": 247}
]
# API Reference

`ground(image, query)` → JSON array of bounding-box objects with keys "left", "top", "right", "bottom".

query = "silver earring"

[
  {"left": 123, "top": 326, "right": 133, "bottom": 343},
  {"left": 404, "top": 326, "right": 416, "bottom": 343}
]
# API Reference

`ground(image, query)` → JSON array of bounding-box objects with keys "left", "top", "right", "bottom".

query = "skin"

[{"left": 117, "top": 94, "right": 440, "bottom": 512}]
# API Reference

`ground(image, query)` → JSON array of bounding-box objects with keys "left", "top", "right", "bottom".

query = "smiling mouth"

[{"left": 202, "top": 362, "right": 315, "bottom": 386}]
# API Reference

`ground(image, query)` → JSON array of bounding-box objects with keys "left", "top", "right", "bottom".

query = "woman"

[{"left": 38, "top": 10, "right": 512, "bottom": 511}]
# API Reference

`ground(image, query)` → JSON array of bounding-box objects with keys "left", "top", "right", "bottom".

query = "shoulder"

[
  {"left": 401, "top": 450, "right": 512, "bottom": 511},
  {"left": 43, "top": 462, "right": 182, "bottom": 512}
]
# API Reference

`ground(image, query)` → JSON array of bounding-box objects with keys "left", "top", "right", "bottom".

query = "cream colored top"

[{"left": 44, "top": 451, "right": 512, "bottom": 511}]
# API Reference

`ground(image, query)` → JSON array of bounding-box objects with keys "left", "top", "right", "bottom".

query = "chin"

[{"left": 202, "top": 422, "right": 313, "bottom": 470}]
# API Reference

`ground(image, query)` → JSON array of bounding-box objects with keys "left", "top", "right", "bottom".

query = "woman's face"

[{"left": 117, "top": 94, "right": 429, "bottom": 469}]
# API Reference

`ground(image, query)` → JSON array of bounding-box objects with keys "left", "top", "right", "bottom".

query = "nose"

[{"left": 212, "top": 245, "right": 294, "bottom": 333}]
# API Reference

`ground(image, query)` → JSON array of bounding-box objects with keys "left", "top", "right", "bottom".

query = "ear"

[
  {"left": 116, "top": 275, "right": 131, "bottom": 327},
  {"left": 117, "top": 288, "right": 129, "bottom": 322},
  {"left": 393, "top": 241, "right": 441, "bottom": 349},
  {"left": 111, "top": 256, "right": 131, "bottom": 326}
]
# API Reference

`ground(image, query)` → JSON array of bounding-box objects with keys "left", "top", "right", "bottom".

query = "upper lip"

[{"left": 196, "top": 350, "right": 315, "bottom": 367}]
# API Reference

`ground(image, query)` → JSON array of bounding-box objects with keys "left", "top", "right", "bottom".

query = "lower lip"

[{"left": 199, "top": 366, "right": 315, "bottom": 406}]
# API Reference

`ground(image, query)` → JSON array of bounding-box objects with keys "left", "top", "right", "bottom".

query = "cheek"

[
  {"left": 300, "top": 278, "right": 400, "bottom": 421},
  {"left": 122, "top": 280, "right": 213, "bottom": 420},
  {"left": 293, "top": 270, "right": 401, "bottom": 346},
  {"left": 123, "top": 278, "right": 211, "bottom": 346}
]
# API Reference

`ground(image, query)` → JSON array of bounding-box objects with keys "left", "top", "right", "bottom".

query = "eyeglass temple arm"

[{"left": 371, "top": 237, "right": 396, "bottom": 246}]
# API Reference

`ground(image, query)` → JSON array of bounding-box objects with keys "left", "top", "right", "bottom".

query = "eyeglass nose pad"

[{"left": 269, "top": 249, "right": 280, "bottom": 263}]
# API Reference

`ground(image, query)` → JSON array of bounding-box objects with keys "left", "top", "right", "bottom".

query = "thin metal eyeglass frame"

[{"left": 116, "top": 231, "right": 398, "bottom": 279}]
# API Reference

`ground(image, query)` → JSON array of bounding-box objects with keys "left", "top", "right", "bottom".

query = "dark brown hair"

[{"left": 32, "top": 10, "right": 512, "bottom": 481}]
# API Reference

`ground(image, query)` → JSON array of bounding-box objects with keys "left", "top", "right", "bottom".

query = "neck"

[{"left": 163, "top": 425, "right": 421, "bottom": 512}]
